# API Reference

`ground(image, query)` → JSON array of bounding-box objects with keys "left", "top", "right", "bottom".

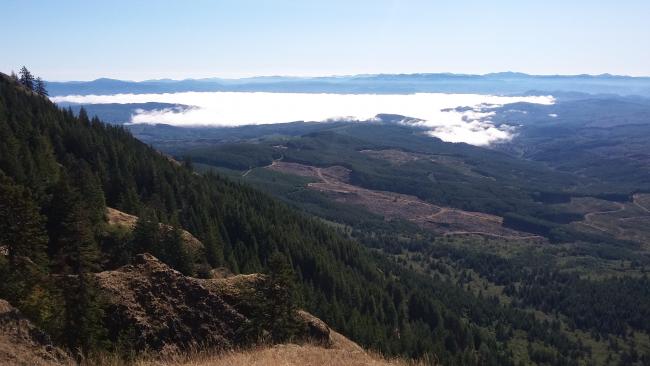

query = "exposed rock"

[
  {"left": 209, "top": 266, "right": 234, "bottom": 279},
  {"left": 0, "top": 299, "right": 72, "bottom": 366},
  {"left": 95, "top": 253, "right": 336, "bottom": 354},
  {"left": 0, "top": 254, "right": 360, "bottom": 364},
  {"left": 96, "top": 253, "right": 246, "bottom": 353},
  {"left": 297, "top": 310, "right": 331, "bottom": 346}
]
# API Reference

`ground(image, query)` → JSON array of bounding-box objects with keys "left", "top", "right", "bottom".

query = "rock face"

[
  {"left": 95, "top": 253, "right": 332, "bottom": 353},
  {"left": 96, "top": 253, "right": 246, "bottom": 353},
  {"left": 0, "top": 300, "right": 72, "bottom": 366},
  {"left": 0, "top": 253, "right": 349, "bottom": 364}
]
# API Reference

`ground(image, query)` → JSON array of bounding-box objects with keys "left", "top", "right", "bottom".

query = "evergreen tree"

[
  {"left": 160, "top": 223, "right": 194, "bottom": 275},
  {"left": 0, "top": 174, "right": 48, "bottom": 268},
  {"left": 117, "top": 185, "right": 141, "bottom": 214},
  {"left": 256, "top": 251, "right": 303, "bottom": 343},
  {"left": 47, "top": 175, "right": 107, "bottom": 355},
  {"left": 72, "top": 161, "right": 106, "bottom": 227},
  {"left": 203, "top": 226, "right": 224, "bottom": 267},
  {"left": 62, "top": 272, "right": 107, "bottom": 356},
  {"left": 131, "top": 208, "right": 161, "bottom": 256},
  {"left": 35, "top": 77, "right": 48, "bottom": 96},
  {"left": 18, "top": 66, "right": 34, "bottom": 90},
  {"left": 0, "top": 174, "right": 56, "bottom": 330},
  {"left": 46, "top": 175, "right": 101, "bottom": 274}
]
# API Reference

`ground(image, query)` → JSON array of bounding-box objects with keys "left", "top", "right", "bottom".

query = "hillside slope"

[
  {"left": 0, "top": 72, "right": 519, "bottom": 364},
  {"left": 0, "top": 253, "right": 402, "bottom": 366}
]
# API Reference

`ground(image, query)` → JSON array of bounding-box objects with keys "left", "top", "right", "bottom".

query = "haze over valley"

[{"left": 53, "top": 91, "right": 555, "bottom": 146}]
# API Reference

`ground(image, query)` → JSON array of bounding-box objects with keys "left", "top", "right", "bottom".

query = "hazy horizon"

[
  {"left": 32, "top": 70, "right": 650, "bottom": 83},
  {"left": 2, "top": 1, "right": 649, "bottom": 81}
]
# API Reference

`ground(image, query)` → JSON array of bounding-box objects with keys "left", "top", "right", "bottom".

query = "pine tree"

[
  {"left": 131, "top": 208, "right": 161, "bottom": 256},
  {"left": 47, "top": 175, "right": 100, "bottom": 274},
  {"left": 35, "top": 77, "right": 48, "bottom": 96},
  {"left": 47, "top": 174, "right": 107, "bottom": 355},
  {"left": 18, "top": 66, "right": 34, "bottom": 90},
  {"left": 9, "top": 70, "right": 19, "bottom": 82},
  {"left": 117, "top": 185, "right": 141, "bottom": 214},
  {"left": 160, "top": 223, "right": 194, "bottom": 275},
  {"left": 203, "top": 227, "right": 224, "bottom": 267},
  {"left": 62, "top": 272, "right": 107, "bottom": 356},
  {"left": 73, "top": 162, "right": 106, "bottom": 227},
  {"left": 0, "top": 174, "right": 56, "bottom": 329},
  {"left": 0, "top": 174, "right": 48, "bottom": 268},
  {"left": 258, "top": 251, "right": 303, "bottom": 343}
]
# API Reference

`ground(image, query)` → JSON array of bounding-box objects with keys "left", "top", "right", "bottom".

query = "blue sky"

[{"left": 2, "top": 0, "right": 649, "bottom": 80}]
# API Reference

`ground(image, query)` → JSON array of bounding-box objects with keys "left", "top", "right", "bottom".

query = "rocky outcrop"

[
  {"left": 297, "top": 310, "right": 332, "bottom": 346},
  {"left": 0, "top": 300, "right": 72, "bottom": 366},
  {"left": 96, "top": 253, "right": 246, "bottom": 353},
  {"left": 95, "top": 253, "right": 334, "bottom": 353},
  {"left": 0, "top": 254, "right": 353, "bottom": 363}
]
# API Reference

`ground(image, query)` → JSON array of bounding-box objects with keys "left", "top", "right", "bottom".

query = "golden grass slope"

[{"left": 134, "top": 342, "right": 425, "bottom": 366}]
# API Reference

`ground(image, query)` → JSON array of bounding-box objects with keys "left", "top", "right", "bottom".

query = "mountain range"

[{"left": 47, "top": 72, "right": 650, "bottom": 97}]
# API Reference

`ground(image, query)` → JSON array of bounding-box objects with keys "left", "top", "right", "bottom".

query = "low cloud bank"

[{"left": 52, "top": 92, "right": 554, "bottom": 146}]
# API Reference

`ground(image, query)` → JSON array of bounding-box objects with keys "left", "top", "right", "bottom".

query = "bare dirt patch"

[
  {"left": 360, "top": 149, "right": 494, "bottom": 180},
  {"left": 560, "top": 195, "right": 650, "bottom": 247},
  {"left": 360, "top": 149, "right": 421, "bottom": 165},
  {"left": 634, "top": 193, "right": 650, "bottom": 213},
  {"left": 268, "top": 161, "right": 539, "bottom": 240}
]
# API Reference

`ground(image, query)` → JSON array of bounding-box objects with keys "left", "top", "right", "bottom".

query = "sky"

[{"left": 2, "top": 0, "right": 649, "bottom": 80}]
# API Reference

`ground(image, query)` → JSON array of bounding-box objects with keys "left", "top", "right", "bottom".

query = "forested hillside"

[
  {"left": 5, "top": 71, "right": 650, "bottom": 365},
  {"left": 154, "top": 101, "right": 650, "bottom": 364},
  {"left": 0, "top": 73, "right": 527, "bottom": 364}
]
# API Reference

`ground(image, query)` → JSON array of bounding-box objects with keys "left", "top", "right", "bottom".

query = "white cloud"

[{"left": 52, "top": 92, "right": 554, "bottom": 146}]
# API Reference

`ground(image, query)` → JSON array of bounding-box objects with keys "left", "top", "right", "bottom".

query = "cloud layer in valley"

[{"left": 52, "top": 92, "right": 554, "bottom": 146}]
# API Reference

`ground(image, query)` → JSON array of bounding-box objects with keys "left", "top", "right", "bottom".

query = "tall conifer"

[{"left": 18, "top": 66, "right": 34, "bottom": 90}]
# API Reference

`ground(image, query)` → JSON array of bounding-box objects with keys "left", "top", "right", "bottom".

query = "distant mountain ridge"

[{"left": 47, "top": 72, "right": 650, "bottom": 97}]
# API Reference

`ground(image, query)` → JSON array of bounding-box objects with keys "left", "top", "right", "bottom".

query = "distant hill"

[{"left": 47, "top": 72, "right": 650, "bottom": 96}]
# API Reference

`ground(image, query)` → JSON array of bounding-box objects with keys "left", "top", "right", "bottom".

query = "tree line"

[{"left": 10, "top": 66, "right": 48, "bottom": 96}]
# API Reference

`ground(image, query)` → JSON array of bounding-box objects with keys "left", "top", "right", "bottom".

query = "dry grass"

[
  {"left": 0, "top": 339, "right": 74, "bottom": 366},
  {"left": 79, "top": 343, "right": 430, "bottom": 366},
  {"left": 135, "top": 344, "right": 425, "bottom": 366}
]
